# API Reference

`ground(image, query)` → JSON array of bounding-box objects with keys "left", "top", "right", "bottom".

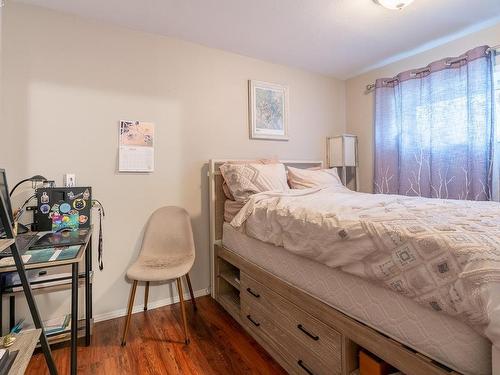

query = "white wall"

[
  {"left": 0, "top": 3, "right": 345, "bottom": 324},
  {"left": 346, "top": 22, "right": 500, "bottom": 193},
  {"left": 0, "top": 5, "right": 3, "bottom": 165}
]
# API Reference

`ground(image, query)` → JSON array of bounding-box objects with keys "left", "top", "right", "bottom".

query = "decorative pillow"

[
  {"left": 224, "top": 199, "right": 245, "bottom": 222},
  {"left": 222, "top": 181, "right": 235, "bottom": 201},
  {"left": 220, "top": 159, "right": 279, "bottom": 200},
  {"left": 287, "top": 166, "right": 346, "bottom": 190},
  {"left": 220, "top": 162, "right": 289, "bottom": 202}
]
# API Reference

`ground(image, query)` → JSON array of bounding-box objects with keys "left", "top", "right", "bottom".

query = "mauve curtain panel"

[{"left": 374, "top": 45, "right": 495, "bottom": 201}]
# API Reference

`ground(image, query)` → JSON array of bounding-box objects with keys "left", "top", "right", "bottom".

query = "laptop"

[
  {"left": 0, "top": 170, "right": 39, "bottom": 257},
  {"left": 0, "top": 169, "right": 89, "bottom": 257}
]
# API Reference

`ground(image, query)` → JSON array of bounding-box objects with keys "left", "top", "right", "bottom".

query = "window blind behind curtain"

[{"left": 374, "top": 45, "right": 496, "bottom": 201}]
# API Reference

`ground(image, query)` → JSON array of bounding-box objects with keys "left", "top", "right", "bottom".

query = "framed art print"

[{"left": 249, "top": 80, "right": 289, "bottom": 141}]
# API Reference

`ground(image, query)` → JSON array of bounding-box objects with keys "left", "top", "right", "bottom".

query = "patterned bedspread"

[{"left": 231, "top": 187, "right": 500, "bottom": 349}]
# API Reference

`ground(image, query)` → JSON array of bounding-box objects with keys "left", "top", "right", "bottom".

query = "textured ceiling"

[{"left": 13, "top": 0, "right": 500, "bottom": 78}]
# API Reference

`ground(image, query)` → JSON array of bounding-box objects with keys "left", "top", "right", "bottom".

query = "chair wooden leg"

[
  {"left": 185, "top": 273, "right": 197, "bottom": 311},
  {"left": 176, "top": 278, "right": 190, "bottom": 345},
  {"left": 144, "top": 281, "right": 150, "bottom": 311},
  {"left": 121, "top": 280, "right": 138, "bottom": 346}
]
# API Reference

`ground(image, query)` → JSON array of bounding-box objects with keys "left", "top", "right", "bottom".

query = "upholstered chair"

[{"left": 121, "top": 206, "right": 197, "bottom": 346}]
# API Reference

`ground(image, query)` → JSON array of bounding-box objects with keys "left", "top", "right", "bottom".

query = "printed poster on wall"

[{"left": 118, "top": 120, "right": 155, "bottom": 172}]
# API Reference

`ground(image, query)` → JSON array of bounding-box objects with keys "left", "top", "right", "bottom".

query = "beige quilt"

[{"left": 231, "top": 187, "right": 500, "bottom": 349}]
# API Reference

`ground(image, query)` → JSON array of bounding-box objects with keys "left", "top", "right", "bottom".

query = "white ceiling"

[{"left": 12, "top": 0, "right": 500, "bottom": 78}]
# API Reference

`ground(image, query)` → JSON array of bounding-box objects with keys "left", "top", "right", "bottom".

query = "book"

[
  {"left": 0, "top": 350, "right": 8, "bottom": 368},
  {"left": 10, "top": 319, "right": 24, "bottom": 334},
  {"left": 45, "top": 314, "right": 71, "bottom": 336},
  {"left": 0, "top": 350, "right": 17, "bottom": 375}
]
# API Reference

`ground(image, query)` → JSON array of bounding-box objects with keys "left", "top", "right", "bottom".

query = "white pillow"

[
  {"left": 287, "top": 166, "right": 345, "bottom": 190},
  {"left": 220, "top": 163, "right": 289, "bottom": 202}
]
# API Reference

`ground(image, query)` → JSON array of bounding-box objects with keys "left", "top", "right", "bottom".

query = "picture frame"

[{"left": 248, "top": 80, "right": 289, "bottom": 141}]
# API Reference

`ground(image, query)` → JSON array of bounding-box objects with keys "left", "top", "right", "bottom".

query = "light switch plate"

[{"left": 63, "top": 173, "right": 76, "bottom": 187}]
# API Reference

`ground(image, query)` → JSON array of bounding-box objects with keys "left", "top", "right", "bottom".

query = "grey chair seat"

[{"left": 126, "top": 253, "right": 195, "bottom": 281}]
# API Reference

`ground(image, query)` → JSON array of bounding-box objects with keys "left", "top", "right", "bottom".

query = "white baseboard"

[{"left": 93, "top": 288, "right": 211, "bottom": 323}]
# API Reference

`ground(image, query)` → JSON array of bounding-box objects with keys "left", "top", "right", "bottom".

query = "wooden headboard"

[{"left": 208, "top": 159, "right": 323, "bottom": 296}]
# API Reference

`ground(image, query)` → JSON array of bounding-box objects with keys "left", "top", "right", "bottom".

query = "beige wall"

[
  {"left": 0, "top": 6, "right": 3, "bottom": 165},
  {"left": 346, "top": 23, "right": 500, "bottom": 193},
  {"left": 1, "top": 3, "right": 345, "bottom": 322}
]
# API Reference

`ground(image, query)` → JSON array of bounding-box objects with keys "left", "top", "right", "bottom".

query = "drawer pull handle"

[
  {"left": 246, "top": 314, "right": 260, "bottom": 327},
  {"left": 246, "top": 287, "right": 260, "bottom": 298},
  {"left": 297, "top": 324, "right": 319, "bottom": 341},
  {"left": 297, "top": 360, "right": 315, "bottom": 375}
]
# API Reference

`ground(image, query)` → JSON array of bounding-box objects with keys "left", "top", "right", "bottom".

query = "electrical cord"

[
  {"left": 9, "top": 176, "right": 47, "bottom": 196},
  {"left": 14, "top": 194, "right": 36, "bottom": 222},
  {"left": 92, "top": 199, "right": 106, "bottom": 217},
  {"left": 92, "top": 199, "right": 106, "bottom": 271},
  {"left": 11, "top": 194, "right": 37, "bottom": 235}
]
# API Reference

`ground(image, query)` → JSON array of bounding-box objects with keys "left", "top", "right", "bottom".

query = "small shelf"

[
  {"left": 218, "top": 289, "right": 240, "bottom": 322},
  {"left": 2, "top": 272, "right": 93, "bottom": 296},
  {"left": 215, "top": 247, "right": 241, "bottom": 323},
  {"left": 219, "top": 269, "right": 240, "bottom": 291},
  {"left": 32, "top": 318, "right": 92, "bottom": 347},
  {"left": 217, "top": 255, "right": 240, "bottom": 290},
  {"left": 220, "top": 289, "right": 240, "bottom": 306}
]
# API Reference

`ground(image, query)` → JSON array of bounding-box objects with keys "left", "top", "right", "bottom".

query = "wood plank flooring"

[{"left": 25, "top": 296, "right": 287, "bottom": 374}]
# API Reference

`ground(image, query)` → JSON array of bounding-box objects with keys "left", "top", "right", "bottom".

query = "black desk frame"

[
  {"left": 0, "top": 194, "right": 57, "bottom": 374},
  {"left": 0, "top": 196, "right": 93, "bottom": 375}
]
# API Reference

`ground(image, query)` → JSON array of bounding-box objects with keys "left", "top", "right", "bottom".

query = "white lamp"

[
  {"left": 327, "top": 134, "right": 359, "bottom": 191},
  {"left": 374, "top": 0, "right": 415, "bottom": 10}
]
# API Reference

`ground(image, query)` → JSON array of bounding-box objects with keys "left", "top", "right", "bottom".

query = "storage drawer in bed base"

[
  {"left": 241, "top": 272, "right": 342, "bottom": 374},
  {"left": 242, "top": 299, "right": 341, "bottom": 375},
  {"left": 214, "top": 244, "right": 463, "bottom": 375}
]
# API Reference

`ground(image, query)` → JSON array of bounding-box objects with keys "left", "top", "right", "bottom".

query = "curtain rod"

[{"left": 365, "top": 44, "right": 500, "bottom": 93}]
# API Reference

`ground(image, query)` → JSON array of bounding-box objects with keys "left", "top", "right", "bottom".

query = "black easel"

[{"left": 0, "top": 194, "right": 57, "bottom": 374}]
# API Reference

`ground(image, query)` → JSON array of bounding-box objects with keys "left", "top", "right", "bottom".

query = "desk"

[
  {"left": 1, "top": 329, "right": 41, "bottom": 375},
  {"left": 0, "top": 230, "right": 92, "bottom": 375}
]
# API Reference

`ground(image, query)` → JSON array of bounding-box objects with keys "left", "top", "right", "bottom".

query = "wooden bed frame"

[{"left": 208, "top": 159, "right": 496, "bottom": 375}]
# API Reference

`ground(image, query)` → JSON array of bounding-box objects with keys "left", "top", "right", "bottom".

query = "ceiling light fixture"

[{"left": 374, "top": 0, "right": 415, "bottom": 10}]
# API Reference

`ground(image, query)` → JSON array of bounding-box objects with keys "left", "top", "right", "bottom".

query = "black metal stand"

[
  {"left": 0, "top": 195, "right": 58, "bottom": 375},
  {"left": 71, "top": 263, "right": 78, "bottom": 375},
  {"left": 2, "top": 235, "right": 93, "bottom": 374},
  {"left": 9, "top": 295, "right": 15, "bottom": 331},
  {"left": 85, "top": 240, "right": 92, "bottom": 346}
]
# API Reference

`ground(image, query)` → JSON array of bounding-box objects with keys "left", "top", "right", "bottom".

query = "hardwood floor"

[{"left": 26, "top": 296, "right": 287, "bottom": 374}]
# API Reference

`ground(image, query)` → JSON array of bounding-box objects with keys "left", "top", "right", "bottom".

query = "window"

[{"left": 374, "top": 46, "right": 494, "bottom": 200}]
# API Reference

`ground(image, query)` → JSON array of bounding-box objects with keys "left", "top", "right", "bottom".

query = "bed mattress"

[{"left": 222, "top": 223, "right": 492, "bottom": 375}]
